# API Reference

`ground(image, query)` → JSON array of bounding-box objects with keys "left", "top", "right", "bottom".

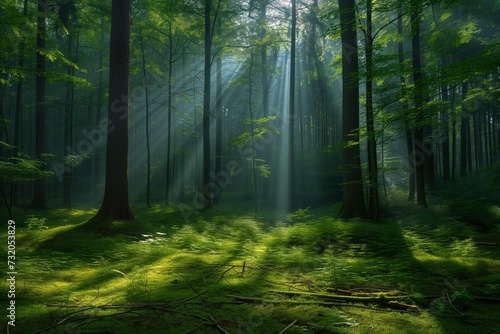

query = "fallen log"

[
  {"left": 227, "top": 295, "right": 420, "bottom": 312},
  {"left": 326, "top": 287, "right": 403, "bottom": 297},
  {"left": 269, "top": 290, "right": 407, "bottom": 303}
]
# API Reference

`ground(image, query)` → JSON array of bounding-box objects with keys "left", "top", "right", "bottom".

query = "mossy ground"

[{"left": 1, "top": 184, "right": 499, "bottom": 333}]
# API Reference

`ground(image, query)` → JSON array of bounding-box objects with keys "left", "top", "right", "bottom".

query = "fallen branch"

[
  {"left": 278, "top": 319, "right": 298, "bottom": 334},
  {"left": 226, "top": 295, "right": 419, "bottom": 312},
  {"left": 326, "top": 287, "right": 403, "bottom": 297},
  {"left": 269, "top": 290, "right": 419, "bottom": 312},
  {"left": 269, "top": 290, "right": 407, "bottom": 303}
]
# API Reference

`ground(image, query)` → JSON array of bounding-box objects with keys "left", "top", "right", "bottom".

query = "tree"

[
  {"left": 202, "top": 0, "right": 213, "bottom": 210},
  {"left": 364, "top": 0, "right": 379, "bottom": 218},
  {"left": 60, "top": 0, "right": 78, "bottom": 208},
  {"left": 93, "top": 0, "right": 134, "bottom": 221},
  {"left": 288, "top": 0, "right": 297, "bottom": 210},
  {"left": 338, "top": 0, "right": 367, "bottom": 219},
  {"left": 410, "top": 0, "right": 427, "bottom": 207},
  {"left": 30, "top": 0, "right": 48, "bottom": 209}
]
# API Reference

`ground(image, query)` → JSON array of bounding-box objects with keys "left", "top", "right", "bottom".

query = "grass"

[{"left": 1, "top": 189, "right": 499, "bottom": 333}]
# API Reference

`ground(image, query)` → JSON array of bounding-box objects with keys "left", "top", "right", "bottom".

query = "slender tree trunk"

[
  {"left": 214, "top": 17, "right": 223, "bottom": 205},
  {"left": 93, "top": 0, "right": 134, "bottom": 221},
  {"left": 398, "top": 8, "right": 415, "bottom": 201},
  {"left": 441, "top": 83, "right": 450, "bottom": 181},
  {"left": 165, "top": 22, "right": 174, "bottom": 205},
  {"left": 460, "top": 82, "right": 468, "bottom": 177},
  {"left": 202, "top": 0, "right": 212, "bottom": 209},
  {"left": 338, "top": 0, "right": 367, "bottom": 219},
  {"left": 288, "top": 0, "right": 296, "bottom": 210},
  {"left": 31, "top": 0, "right": 48, "bottom": 209},
  {"left": 12, "top": 0, "right": 29, "bottom": 206},
  {"left": 94, "top": 18, "right": 105, "bottom": 200},
  {"left": 62, "top": 2, "right": 76, "bottom": 208},
  {"left": 411, "top": 1, "right": 426, "bottom": 207},
  {"left": 139, "top": 25, "right": 151, "bottom": 208},
  {"left": 365, "top": 0, "right": 379, "bottom": 219},
  {"left": 473, "top": 110, "right": 483, "bottom": 170},
  {"left": 249, "top": 52, "right": 258, "bottom": 214},
  {"left": 261, "top": 1, "right": 270, "bottom": 201}
]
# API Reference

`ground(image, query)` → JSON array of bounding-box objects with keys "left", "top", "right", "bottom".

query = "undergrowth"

[{"left": 0, "top": 191, "right": 499, "bottom": 333}]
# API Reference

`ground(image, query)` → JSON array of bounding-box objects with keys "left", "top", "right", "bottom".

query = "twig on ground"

[{"left": 278, "top": 319, "right": 298, "bottom": 334}]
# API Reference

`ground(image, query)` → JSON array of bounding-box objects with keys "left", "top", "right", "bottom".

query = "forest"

[{"left": 0, "top": 0, "right": 499, "bottom": 333}]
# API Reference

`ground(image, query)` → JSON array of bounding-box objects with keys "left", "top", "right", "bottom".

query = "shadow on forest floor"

[{"left": 0, "top": 190, "right": 499, "bottom": 333}]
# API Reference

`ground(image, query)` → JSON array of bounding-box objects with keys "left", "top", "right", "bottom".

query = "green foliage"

[
  {"left": 449, "top": 237, "right": 477, "bottom": 257},
  {"left": 25, "top": 216, "right": 49, "bottom": 231},
  {"left": 2, "top": 196, "right": 500, "bottom": 333},
  {"left": 230, "top": 116, "right": 278, "bottom": 149},
  {"left": 286, "top": 207, "right": 312, "bottom": 223},
  {"left": 0, "top": 156, "right": 53, "bottom": 187}
]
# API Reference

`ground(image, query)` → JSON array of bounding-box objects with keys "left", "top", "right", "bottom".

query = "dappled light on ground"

[{"left": 1, "top": 193, "right": 499, "bottom": 333}]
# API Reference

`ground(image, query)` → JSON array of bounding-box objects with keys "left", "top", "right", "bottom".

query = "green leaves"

[
  {"left": 229, "top": 115, "right": 277, "bottom": 149},
  {"left": 0, "top": 156, "right": 53, "bottom": 187}
]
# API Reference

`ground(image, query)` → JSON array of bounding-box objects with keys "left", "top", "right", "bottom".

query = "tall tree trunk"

[
  {"left": 288, "top": 0, "right": 296, "bottom": 210},
  {"left": 411, "top": 1, "right": 426, "bottom": 207},
  {"left": 31, "top": 0, "right": 48, "bottom": 209},
  {"left": 261, "top": 1, "right": 270, "bottom": 201},
  {"left": 338, "top": 0, "right": 367, "bottom": 219},
  {"left": 365, "top": 0, "right": 379, "bottom": 219},
  {"left": 202, "top": 0, "right": 212, "bottom": 209},
  {"left": 441, "top": 83, "right": 450, "bottom": 181},
  {"left": 165, "top": 22, "right": 174, "bottom": 205},
  {"left": 62, "top": 1, "right": 76, "bottom": 208},
  {"left": 214, "top": 17, "right": 223, "bottom": 205},
  {"left": 473, "top": 110, "right": 483, "bottom": 170},
  {"left": 12, "top": 0, "right": 29, "bottom": 206},
  {"left": 139, "top": 25, "right": 151, "bottom": 208},
  {"left": 460, "top": 82, "right": 468, "bottom": 177},
  {"left": 94, "top": 18, "right": 105, "bottom": 200},
  {"left": 93, "top": 0, "right": 134, "bottom": 221},
  {"left": 398, "top": 8, "right": 415, "bottom": 201}
]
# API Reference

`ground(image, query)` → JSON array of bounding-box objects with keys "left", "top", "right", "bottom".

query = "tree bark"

[
  {"left": 202, "top": 0, "right": 212, "bottom": 209},
  {"left": 441, "top": 83, "right": 450, "bottom": 181},
  {"left": 411, "top": 1, "right": 427, "bottom": 207},
  {"left": 93, "top": 0, "right": 134, "bottom": 221},
  {"left": 31, "top": 0, "right": 48, "bottom": 209},
  {"left": 338, "top": 0, "right": 367, "bottom": 219},
  {"left": 139, "top": 25, "right": 151, "bottom": 208},
  {"left": 460, "top": 82, "right": 468, "bottom": 177},
  {"left": 288, "top": 0, "right": 297, "bottom": 210},
  {"left": 214, "top": 17, "right": 223, "bottom": 205},
  {"left": 398, "top": 8, "right": 415, "bottom": 201},
  {"left": 365, "top": 0, "right": 379, "bottom": 219}
]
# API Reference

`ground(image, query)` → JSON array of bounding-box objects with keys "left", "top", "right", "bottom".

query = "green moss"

[{"left": 1, "top": 191, "right": 499, "bottom": 333}]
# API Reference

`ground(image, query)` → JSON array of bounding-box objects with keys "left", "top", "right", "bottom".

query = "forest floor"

[{"left": 1, "top": 180, "right": 500, "bottom": 333}]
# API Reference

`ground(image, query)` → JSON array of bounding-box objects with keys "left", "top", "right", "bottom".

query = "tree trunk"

[
  {"left": 460, "top": 82, "right": 468, "bottom": 177},
  {"left": 62, "top": 1, "right": 76, "bottom": 208},
  {"left": 261, "top": 1, "right": 270, "bottom": 201},
  {"left": 288, "top": 0, "right": 296, "bottom": 210},
  {"left": 94, "top": 18, "right": 105, "bottom": 200},
  {"left": 365, "top": 0, "right": 379, "bottom": 219},
  {"left": 165, "top": 22, "right": 174, "bottom": 205},
  {"left": 441, "top": 83, "right": 450, "bottom": 181},
  {"left": 411, "top": 1, "right": 426, "bottom": 207},
  {"left": 93, "top": 0, "right": 134, "bottom": 221},
  {"left": 214, "top": 17, "right": 223, "bottom": 205},
  {"left": 31, "top": 0, "right": 48, "bottom": 210},
  {"left": 398, "top": 8, "right": 415, "bottom": 201},
  {"left": 338, "top": 0, "right": 367, "bottom": 219},
  {"left": 202, "top": 0, "right": 212, "bottom": 209},
  {"left": 12, "top": 0, "right": 29, "bottom": 206},
  {"left": 139, "top": 25, "right": 151, "bottom": 208}
]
